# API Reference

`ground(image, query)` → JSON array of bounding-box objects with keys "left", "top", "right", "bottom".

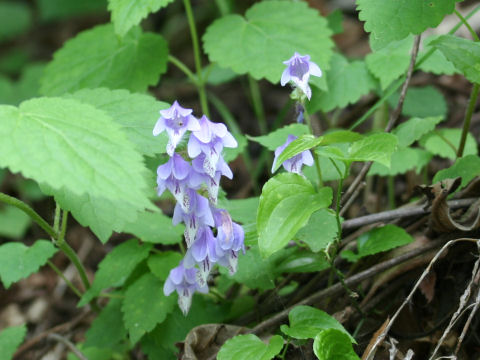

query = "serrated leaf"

[
  {"left": 203, "top": 1, "right": 333, "bottom": 85},
  {"left": 310, "top": 54, "right": 375, "bottom": 112},
  {"left": 393, "top": 116, "right": 444, "bottom": 147},
  {"left": 248, "top": 124, "right": 309, "bottom": 151},
  {"left": 296, "top": 209, "right": 339, "bottom": 252},
  {"left": 357, "top": 0, "right": 459, "bottom": 50},
  {"left": 420, "top": 128, "right": 477, "bottom": 159},
  {"left": 369, "top": 147, "right": 432, "bottom": 176},
  {"left": 0, "top": 325, "right": 26, "bottom": 360},
  {"left": 431, "top": 35, "right": 480, "bottom": 84},
  {"left": 0, "top": 206, "right": 31, "bottom": 239},
  {"left": 313, "top": 329, "right": 359, "bottom": 360},
  {"left": 273, "top": 135, "right": 322, "bottom": 172},
  {"left": 85, "top": 298, "right": 127, "bottom": 349},
  {"left": 41, "top": 24, "right": 168, "bottom": 95},
  {"left": 257, "top": 173, "right": 332, "bottom": 257},
  {"left": 418, "top": 35, "right": 459, "bottom": 75},
  {"left": 348, "top": 133, "right": 398, "bottom": 167},
  {"left": 122, "top": 273, "right": 176, "bottom": 344},
  {"left": 280, "top": 305, "right": 354, "bottom": 342},
  {"left": 123, "top": 211, "right": 184, "bottom": 244},
  {"left": 109, "top": 0, "right": 175, "bottom": 36},
  {"left": 0, "top": 2, "right": 32, "bottom": 42},
  {"left": 341, "top": 224, "right": 413, "bottom": 262},
  {"left": 0, "top": 97, "right": 152, "bottom": 209},
  {"left": 147, "top": 251, "right": 183, "bottom": 282},
  {"left": 388, "top": 86, "right": 447, "bottom": 119},
  {"left": 217, "top": 197, "right": 259, "bottom": 224},
  {"left": 217, "top": 334, "right": 284, "bottom": 360},
  {"left": 433, "top": 155, "right": 480, "bottom": 190},
  {"left": 321, "top": 130, "right": 364, "bottom": 145},
  {"left": 79, "top": 239, "right": 151, "bottom": 306},
  {"left": 65, "top": 88, "right": 169, "bottom": 156},
  {"left": 0, "top": 240, "right": 57, "bottom": 288},
  {"left": 366, "top": 37, "right": 412, "bottom": 89}
]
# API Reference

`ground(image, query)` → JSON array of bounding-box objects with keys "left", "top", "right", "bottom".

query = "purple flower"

[
  {"left": 191, "top": 154, "right": 233, "bottom": 203},
  {"left": 164, "top": 261, "right": 208, "bottom": 315},
  {"left": 156, "top": 153, "right": 192, "bottom": 210},
  {"left": 153, "top": 101, "right": 201, "bottom": 156},
  {"left": 184, "top": 226, "right": 219, "bottom": 286},
  {"left": 173, "top": 190, "right": 214, "bottom": 247},
  {"left": 213, "top": 209, "right": 245, "bottom": 275},
  {"left": 188, "top": 116, "right": 237, "bottom": 177},
  {"left": 272, "top": 135, "right": 314, "bottom": 175},
  {"left": 281, "top": 52, "right": 322, "bottom": 100}
]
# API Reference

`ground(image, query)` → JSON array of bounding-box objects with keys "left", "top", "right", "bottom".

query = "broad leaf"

[
  {"left": 341, "top": 224, "right": 413, "bottom": 262},
  {"left": 393, "top": 116, "right": 444, "bottom": 147},
  {"left": 41, "top": 24, "right": 168, "bottom": 95},
  {"left": 276, "top": 250, "right": 330, "bottom": 273},
  {"left": 248, "top": 124, "right": 309, "bottom": 151},
  {"left": 313, "top": 329, "right": 359, "bottom": 360},
  {"left": 369, "top": 147, "right": 432, "bottom": 176},
  {"left": 108, "top": 0, "right": 175, "bottom": 36},
  {"left": 280, "top": 305, "right": 354, "bottom": 342},
  {"left": 65, "top": 88, "right": 170, "bottom": 156},
  {"left": 388, "top": 86, "right": 447, "bottom": 119},
  {"left": 0, "top": 98, "right": 152, "bottom": 208},
  {"left": 296, "top": 209, "right": 339, "bottom": 252},
  {"left": 433, "top": 155, "right": 480, "bottom": 190},
  {"left": 122, "top": 273, "right": 176, "bottom": 344},
  {"left": 420, "top": 129, "right": 477, "bottom": 159},
  {"left": 257, "top": 173, "right": 332, "bottom": 257},
  {"left": 418, "top": 35, "right": 459, "bottom": 75},
  {"left": 79, "top": 239, "right": 151, "bottom": 306},
  {"left": 147, "top": 251, "right": 183, "bottom": 282},
  {"left": 0, "top": 325, "right": 26, "bottom": 360},
  {"left": 321, "top": 130, "right": 364, "bottom": 145},
  {"left": 217, "top": 197, "right": 260, "bottom": 224},
  {"left": 217, "top": 334, "right": 284, "bottom": 360},
  {"left": 357, "top": 0, "right": 458, "bottom": 50},
  {"left": 0, "top": 206, "right": 30, "bottom": 239},
  {"left": 203, "top": 1, "right": 333, "bottom": 85},
  {"left": 0, "top": 240, "right": 57, "bottom": 288},
  {"left": 347, "top": 133, "right": 398, "bottom": 167},
  {"left": 123, "top": 211, "right": 184, "bottom": 244},
  {"left": 272, "top": 135, "right": 322, "bottom": 172},
  {"left": 431, "top": 35, "right": 480, "bottom": 84},
  {"left": 0, "top": 3, "right": 32, "bottom": 42}
]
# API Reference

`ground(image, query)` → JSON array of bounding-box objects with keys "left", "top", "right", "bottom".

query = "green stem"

[
  {"left": 53, "top": 202, "right": 61, "bottom": 234},
  {"left": 168, "top": 54, "right": 198, "bottom": 85},
  {"left": 458, "top": 83, "right": 479, "bottom": 157},
  {"left": 56, "top": 240, "right": 91, "bottom": 291},
  {"left": 183, "top": 0, "right": 210, "bottom": 117},
  {"left": 387, "top": 176, "right": 396, "bottom": 210},
  {"left": 0, "top": 192, "right": 56, "bottom": 238},
  {"left": 47, "top": 260, "right": 83, "bottom": 298},
  {"left": 248, "top": 75, "right": 268, "bottom": 134},
  {"left": 454, "top": 9, "right": 480, "bottom": 41},
  {"left": 303, "top": 107, "right": 323, "bottom": 187},
  {"left": 59, "top": 209, "right": 68, "bottom": 242}
]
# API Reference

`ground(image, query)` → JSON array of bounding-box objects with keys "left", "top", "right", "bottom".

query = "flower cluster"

[{"left": 154, "top": 101, "right": 245, "bottom": 315}]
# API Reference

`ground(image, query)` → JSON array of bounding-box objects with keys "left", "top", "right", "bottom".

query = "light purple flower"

[
  {"left": 191, "top": 154, "right": 233, "bottom": 203},
  {"left": 188, "top": 116, "right": 237, "bottom": 178},
  {"left": 173, "top": 190, "right": 214, "bottom": 247},
  {"left": 184, "top": 226, "right": 220, "bottom": 286},
  {"left": 213, "top": 209, "right": 245, "bottom": 275},
  {"left": 164, "top": 261, "right": 208, "bottom": 315},
  {"left": 272, "top": 135, "right": 314, "bottom": 175},
  {"left": 156, "top": 153, "right": 192, "bottom": 210},
  {"left": 153, "top": 101, "right": 201, "bottom": 156},
  {"left": 281, "top": 52, "right": 322, "bottom": 100}
]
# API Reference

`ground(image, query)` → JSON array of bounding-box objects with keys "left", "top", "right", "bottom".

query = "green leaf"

[
  {"left": 248, "top": 124, "right": 309, "bottom": 151},
  {"left": 357, "top": 0, "right": 458, "bottom": 50},
  {"left": 369, "top": 147, "right": 432, "bottom": 176},
  {"left": 341, "top": 224, "right": 413, "bottom": 262},
  {"left": 393, "top": 116, "right": 444, "bottom": 147},
  {"left": 257, "top": 173, "right": 332, "bottom": 257},
  {"left": 304, "top": 154, "right": 346, "bottom": 182},
  {"left": 433, "top": 155, "right": 480, "bottom": 190},
  {"left": 388, "top": 86, "right": 447, "bottom": 119},
  {"left": 418, "top": 35, "right": 459, "bottom": 75},
  {"left": 366, "top": 37, "right": 411, "bottom": 89},
  {"left": 223, "top": 132, "right": 247, "bottom": 163},
  {"left": 321, "top": 130, "right": 364, "bottom": 145},
  {"left": 84, "top": 298, "right": 127, "bottom": 349},
  {"left": 123, "top": 211, "right": 184, "bottom": 244},
  {"left": 204, "top": 63, "right": 238, "bottom": 85},
  {"left": 41, "top": 24, "right": 168, "bottom": 95},
  {"left": 0, "top": 240, "right": 57, "bottom": 288},
  {"left": 122, "top": 273, "right": 176, "bottom": 344},
  {"left": 296, "top": 209, "right": 339, "bottom": 252},
  {"left": 217, "top": 334, "right": 284, "bottom": 360},
  {"left": 65, "top": 88, "right": 170, "bottom": 157},
  {"left": 67, "top": 345, "right": 117, "bottom": 360},
  {"left": 276, "top": 250, "right": 330, "bottom": 274},
  {"left": 280, "top": 305, "right": 354, "bottom": 342},
  {"left": 79, "top": 240, "right": 151, "bottom": 306},
  {"left": 109, "top": 0, "right": 175, "bottom": 36},
  {"left": 326, "top": 9, "right": 344, "bottom": 35},
  {"left": 38, "top": 0, "right": 107, "bottom": 21},
  {"left": 420, "top": 128, "right": 477, "bottom": 159},
  {"left": 347, "top": 133, "right": 398, "bottom": 167},
  {"left": 0, "top": 325, "right": 27, "bottom": 360},
  {"left": 313, "top": 329, "right": 359, "bottom": 360},
  {"left": 203, "top": 1, "right": 333, "bottom": 85},
  {"left": 0, "top": 97, "right": 153, "bottom": 209},
  {"left": 310, "top": 54, "right": 375, "bottom": 112},
  {"left": 217, "top": 197, "right": 260, "bottom": 224},
  {"left": 147, "top": 251, "right": 182, "bottom": 282},
  {"left": 0, "top": 206, "right": 31, "bottom": 239},
  {"left": 431, "top": 35, "right": 480, "bottom": 84},
  {"left": 273, "top": 135, "right": 322, "bottom": 172},
  {"left": 0, "top": 2, "right": 32, "bottom": 42}
]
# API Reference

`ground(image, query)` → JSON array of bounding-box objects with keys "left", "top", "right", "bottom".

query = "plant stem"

[
  {"left": 47, "top": 260, "right": 83, "bottom": 298},
  {"left": 248, "top": 75, "right": 268, "bottom": 134},
  {"left": 458, "top": 83, "right": 479, "bottom": 157},
  {"left": 454, "top": 9, "right": 480, "bottom": 41},
  {"left": 0, "top": 192, "right": 56, "bottom": 238},
  {"left": 183, "top": 0, "right": 210, "bottom": 117},
  {"left": 53, "top": 202, "right": 61, "bottom": 234},
  {"left": 303, "top": 107, "right": 323, "bottom": 187},
  {"left": 55, "top": 240, "right": 91, "bottom": 291},
  {"left": 168, "top": 54, "right": 198, "bottom": 85}
]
